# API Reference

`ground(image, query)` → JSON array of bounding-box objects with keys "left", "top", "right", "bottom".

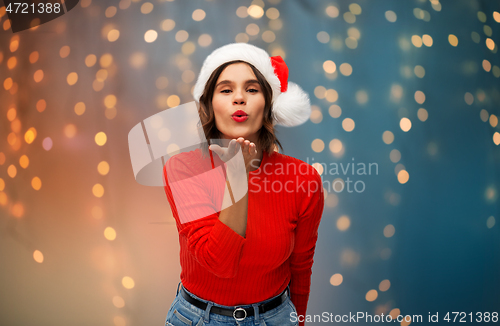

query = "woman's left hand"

[{"left": 209, "top": 137, "right": 258, "bottom": 174}]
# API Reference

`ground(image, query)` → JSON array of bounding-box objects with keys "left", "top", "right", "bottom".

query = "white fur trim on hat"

[
  {"left": 272, "top": 82, "right": 311, "bottom": 127},
  {"left": 193, "top": 43, "right": 311, "bottom": 127}
]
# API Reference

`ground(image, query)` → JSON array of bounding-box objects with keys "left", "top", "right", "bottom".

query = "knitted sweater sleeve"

[
  {"left": 290, "top": 166, "right": 325, "bottom": 326},
  {"left": 163, "top": 155, "right": 246, "bottom": 278}
]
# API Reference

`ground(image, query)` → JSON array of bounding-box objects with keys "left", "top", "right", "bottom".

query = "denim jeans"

[{"left": 165, "top": 282, "right": 299, "bottom": 326}]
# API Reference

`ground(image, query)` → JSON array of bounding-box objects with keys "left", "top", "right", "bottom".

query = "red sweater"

[{"left": 163, "top": 148, "right": 324, "bottom": 325}]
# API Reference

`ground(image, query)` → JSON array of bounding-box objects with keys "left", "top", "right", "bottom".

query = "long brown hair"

[{"left": 197, "top": 60, "right": 284, "bottom": 158}]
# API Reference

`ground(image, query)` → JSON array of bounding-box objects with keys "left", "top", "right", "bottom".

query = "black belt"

[{"left": 179, "top": 284, "right": 289, "bottom": 321}]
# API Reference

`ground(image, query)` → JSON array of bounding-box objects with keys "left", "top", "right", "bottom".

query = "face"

[{"left": 211, "top": 62, "right": 265, "bottom": 145}]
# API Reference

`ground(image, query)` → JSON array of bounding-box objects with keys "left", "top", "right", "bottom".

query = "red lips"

[
  {"left": 232, "top": 110, "right": 248, "bottom": 122},
  {"left": 232, "top": 110, "right": 248, "bottom": 117}
]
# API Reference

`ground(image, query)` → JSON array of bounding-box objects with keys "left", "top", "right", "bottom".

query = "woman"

[{"left": 163, "top": 43, "right": 324, "bottom": 326}]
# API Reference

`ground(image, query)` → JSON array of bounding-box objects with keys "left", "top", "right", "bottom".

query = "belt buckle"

[{"left": 233, "top": 307, "right": 247, "bottom": 321}]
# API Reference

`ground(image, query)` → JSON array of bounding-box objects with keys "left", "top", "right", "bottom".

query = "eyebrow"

[{"left": 215, "top": 79, "right": 260, "bottom": 88}]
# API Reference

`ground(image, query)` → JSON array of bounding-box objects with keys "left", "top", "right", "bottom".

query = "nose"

[{"left": 233, "top": 88, "right": 245, "bottom": 105}]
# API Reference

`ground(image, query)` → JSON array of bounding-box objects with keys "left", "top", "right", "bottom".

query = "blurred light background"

[{"left": 0, "top": 0, "right": 499, "bottom": 325}]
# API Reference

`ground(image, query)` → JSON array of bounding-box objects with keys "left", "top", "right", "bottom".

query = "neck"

[{"left": 248, "top": 148, "right": 263, "bottom": 172}]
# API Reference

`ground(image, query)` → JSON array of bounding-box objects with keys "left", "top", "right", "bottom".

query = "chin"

[{"left": 222, "top": 129, "right": 252, "bottom": 140}]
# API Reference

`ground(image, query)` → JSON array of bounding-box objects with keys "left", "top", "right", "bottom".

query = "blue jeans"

[{"left": 165, "top": 282, "right": 299, "bottom": 326}]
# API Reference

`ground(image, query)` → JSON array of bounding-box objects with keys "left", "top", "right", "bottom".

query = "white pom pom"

[{"left": 272, "top": 82, "right": 311, "bottom": 127}]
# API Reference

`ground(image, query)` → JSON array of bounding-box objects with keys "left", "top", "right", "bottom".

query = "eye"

[
  {"left": 248, "top": 88, "right": 258, "bottom": 93},
  {"left": 221, "top": 89, "right": 231, "bottom": 93}
]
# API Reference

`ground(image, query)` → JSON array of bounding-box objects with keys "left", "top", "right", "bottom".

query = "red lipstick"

[{"left": 232, "top": 110, "right": 248, "bottom": 122}]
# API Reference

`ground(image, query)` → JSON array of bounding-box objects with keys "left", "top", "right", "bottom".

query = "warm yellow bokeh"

[
  {"left": 105, "top": 6, "right": 117, "bottom": 18},
  {"left": 95, "top": 132, "right": 107, "bottom": 146},
  {"left": 486, "top": 38, "right": 495, "bottom": 51},
  {"left": 32, "top": 177, "right": 42, "bottom": 190},
  {"left": 390, "top": 149, "right": 401, "bottom": 163},
  {"left": 384, "top": 224, "right": 395, "bottom": 237},
  {"left": 192, "top": 9, "right": 206, "bottom": 21},
  {"left": 29, "top": 51, "right": 39, "bottom": 63},
  {"left": 113, "top": 296, "right": 125, "bottom": 308},
  {"left": 98, "top": 161, "right": 110, "bottom": 175},
  {"left": 326, "top": 6, "right": 339, "bottom": 18},
  {"left": 141, "top": 2, "right": 153, "bottom": 14},
  {"left": 310, "top": 108, "right": 323, "bottom": 124},
  {"left": 323, "top": 60, "right": 336, "bottom": 74},
  {"left": 248, "top": 5, "right": 264, "bottom": 18},
  {"left": 104, "top": 227, "right": 117, "bottom": 241},
  {"left": 60, "top": 45, "right": 70, "bottom": 58},
  {"left": 107, "top": 29, "right": 120, "bottom": 42},
  {"left": 34, "top": 69, "right": 44, "bottom": 83},
  {"left": 379, "top": 279, "right": 391, "bottom": 291},
  {"left": 448, "top": 34, "right": 458, "bottom": 46},
  {"left": 7, "top": 56, "right": 17, "bottom": 69},
  {"left": 36, "top": 99, "right": 46, "bottom": 112},
  {"left": 100, "top": 53, "right": 113, "bottom": 68},
  {"left": 329, "top": 105, "right": 341, "bottom": 118},
  {"left": 0, "top": 192, "right": 8, "bottom": 206},
  {"left": 7, "top": 107, "right": 16, "bottom": 121},
  {"left": 365, "top": 289, "right": 378, "bottom": 302},
  {"left": 382, "top": 131, "right": 394, "bottom": 144},
  {"left": 329, "top": 139, "right": 343, "bottom": 153},
  {"left": 19, "top": 155, "right": 29, "bottom": 168},
  {"left": 489, "top": 114, "right": 498, "bottom": 128},
  {"left": 336, "top": 215, "right": 351, "bottom": 231},
  {"left": 314, "top": 86, "right": 326, "bottom": 99},
  {"left": 266, "top": 8, "right": 280, "bottom": 20},
  {"left": 167, "top": 95, "right": 180, "bottom": 108},
  {"left": 312, "top": 163, "right": 323, "bottom": 175},
  {"left": 342, "top": 118, "right": 355, "bottom": 132},
  {"left": 33, "top": 250, "right": 44, "bottom": 263},
  {"left": 85, "top": 54, "right": 97, "bottom": 67},
  {"left": 25, "top": 128, "right": 37, "bottom": 144},
  {"left": 64, "top": 124, "right": 77, "bottom": 138},
  {"left": 325, "top": 89, "right": 338, "bottom": 102},
  {"left": 104, "top": 95, "right": 117, "bottom": 108},
  {"left": 122, "top": 276, "right": 135, "bottom": 289},
  {"left": 161, "top": 19, "right": 175, "bottom": 31},
  {"left": 417, "top": 108, "right": 428, "bottom": 122},
  {"left": 67, "top": 72, "right": 78, "bottom": 85},
  {"left": 414, "top": 90, "right": 425, "bottom": 104},
  {"left": 493, "top": 132, "right": 500, "bottom": 146},
  {"left": 7, "top": 165, "right": 17, "bottom": 178},
  {"left": 330, "top": 273, "right": 343, "bottom": 286},
  {"left": 145, "top": 30, "right": 158, "bottom": 43},
  {"left": 398, "top": 170, "right": 410, "bottom": 184},
  {"left": 311, "top": 139, "right": 325, "bottom": 152},
  {"left": 400, "top": 118, "right": 412, "bottom": 132},
  {"left": 93, "top": 184, "right": 105, "bottom": 198},
  {"left": 11, "top": 202, "right": 24, "bottom": 218},
  {"left": 74, "top": 102, "right": 86, "bottom": 115}
]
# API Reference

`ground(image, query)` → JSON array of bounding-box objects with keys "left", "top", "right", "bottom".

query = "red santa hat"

[{"left": 193, "top": 42, "right": 311, "bottom": 127}]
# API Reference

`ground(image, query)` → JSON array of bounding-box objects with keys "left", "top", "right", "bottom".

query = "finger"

[
  {"left": 229, "top": 139, "right": 239, "bottom": 154},
  {"left": 250, "top": 143, "right": 257, "bottom": 155},
  {"left": 209, "top": 144, "right": 222, "bottom": 156},
  {"left": 243, "top": 140, "right": 250, "bottom": 154}
]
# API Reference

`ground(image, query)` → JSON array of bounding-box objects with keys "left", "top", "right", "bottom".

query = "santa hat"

[{"left": 193, "top": 43, "right": 311, "bottom": 127}]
